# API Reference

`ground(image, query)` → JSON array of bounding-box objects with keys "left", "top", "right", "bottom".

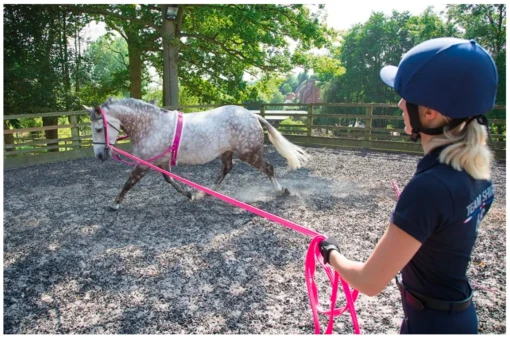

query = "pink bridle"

[
  {"left": 99, "top": 108, "right": 184, "bottom": 167},
  {"left": 97, "top": 108, "right": 360, "bottom": 334}
]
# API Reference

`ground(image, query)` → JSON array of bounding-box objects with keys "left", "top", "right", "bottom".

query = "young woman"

[{"left": 319, "top": 37, "right": 498, "bottom": 334}]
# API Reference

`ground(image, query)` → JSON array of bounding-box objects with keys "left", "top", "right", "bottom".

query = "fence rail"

[{"left": 3, "top": 103, "right": 506, "bottom": 169}]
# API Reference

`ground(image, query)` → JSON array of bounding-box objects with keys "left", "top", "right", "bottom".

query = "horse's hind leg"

[
  {"left": 194, "top": 151, "right": 234, "bottom": 201},
  {"left": 214, "top": 151, "right": 234, "bottom": 186},
  {"left": 158, "top": 163, "right": 193, "bottom": 200},
  {"left": 238, "top": 152, "right": 290, "bottom": 196},
  {"left": 110, "top": 165, "right": 150, "bottom": 211}
]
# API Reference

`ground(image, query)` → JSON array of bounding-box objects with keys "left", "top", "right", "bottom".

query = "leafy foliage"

[
  {"left": 279, "top": 118, "right": 306, "bottom": 135},
  {"left": 78, "top": 36, "right": 130, "bottom": 105},
  {"left": 317, "top": 5, "right": 505, "bottom": 129},
  {"left": 446, "top": 4, "right": 506, "bottom": 105},
  {"left": 4, "top": 4, "right": 505, "bottom": 121}
]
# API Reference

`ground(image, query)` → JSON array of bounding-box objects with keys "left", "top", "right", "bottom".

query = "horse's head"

[{"left": 84, "top": 105, "right": 121, "bottom": 162}]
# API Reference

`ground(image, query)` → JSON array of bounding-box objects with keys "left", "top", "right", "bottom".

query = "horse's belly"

[
  {"left": 178, "top": 152, "right": 223, "bottom": 165},
  {"left": 177, "top": 138, "right": 228, "bottom": 165}
]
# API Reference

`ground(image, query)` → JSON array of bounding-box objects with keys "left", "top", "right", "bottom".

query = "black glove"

[{"left": 319, "top": 237, "right": 340, "bottom": 264}]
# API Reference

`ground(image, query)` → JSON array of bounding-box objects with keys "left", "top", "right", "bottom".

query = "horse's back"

[
  {"left": 187, "top": 105, "right": 259, "bottom": 127},
  {"left": 190, "top": 105, "right": 250, "bottom": 119}
]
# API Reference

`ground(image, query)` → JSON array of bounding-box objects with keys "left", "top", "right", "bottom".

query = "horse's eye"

[{"left": 96, "top": 128, "right": 103, "bottom": 133}]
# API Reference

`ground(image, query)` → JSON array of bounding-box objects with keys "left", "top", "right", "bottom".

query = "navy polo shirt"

[{"left": 391, "top": 146, "right": 494, "bottom": 301}]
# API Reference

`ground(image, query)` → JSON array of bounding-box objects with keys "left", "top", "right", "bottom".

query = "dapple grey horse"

[{"left": 84, "top": 98, "right": 309, "bottom": 211}]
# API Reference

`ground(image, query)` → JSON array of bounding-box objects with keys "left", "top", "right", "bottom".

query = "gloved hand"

[{"left": 319, "top": 237, "right": 340, "bottom": 264}]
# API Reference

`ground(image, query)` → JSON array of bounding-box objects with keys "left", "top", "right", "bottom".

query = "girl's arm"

[{"left": 325, "top": 223, "right": 422, "bottom": 296}]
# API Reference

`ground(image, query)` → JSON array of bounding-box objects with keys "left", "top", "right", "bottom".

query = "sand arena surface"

[{"left": 3, "top": 146, "right": 506, "bottom": 334}]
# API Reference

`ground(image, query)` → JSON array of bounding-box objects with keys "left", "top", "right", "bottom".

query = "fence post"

[
  {"left": 365, "top": 106, "right": 373, "bottom": 140},
  {"left": 3, "top": 120, "right": 15, "bottom": 152},
  {"left": 307, "top": 104, "right": 314, "bottom": 137},
  {"left": 69, "top": 114, "right": 80, "bottom": 149},
  {"left": 260, "top": 104, "right": 265, "bottom": 119}
]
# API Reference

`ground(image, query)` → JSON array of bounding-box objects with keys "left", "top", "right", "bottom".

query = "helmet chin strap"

[{"left": 405, "top": 102, "right": 471, "bottom": 142}]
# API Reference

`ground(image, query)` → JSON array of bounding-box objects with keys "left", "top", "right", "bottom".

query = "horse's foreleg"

[
  {"left": 158, "top": 163, "right": 193, "bottom": 200},
  {"left": 239, "top": 152, "right": 290, "bottom": 196},
  {"left": 110, "top": 165, "right": 150, "bottom": 211}
]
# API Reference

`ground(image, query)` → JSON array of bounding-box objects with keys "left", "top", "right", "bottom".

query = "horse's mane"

[{"left": 101, "top": 97, "right": 162, "bottom": 116}]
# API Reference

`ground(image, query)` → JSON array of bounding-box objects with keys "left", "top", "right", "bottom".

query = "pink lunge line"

[
  {"left": 110, "top": 144, "right": 320, "bottom": 237},
  {"left": 100, "top": 110, "right": 360, "bottom": 334},
  {"left": 109, "top": 144, "right": 361, "bottom": 333}
]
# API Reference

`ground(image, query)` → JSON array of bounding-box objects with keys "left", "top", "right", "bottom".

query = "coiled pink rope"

[
  {"left": 306, "top": 235, "right": 360, "bottom": 334},
  {"left": 101, "top": 111, "right": 360, "bottom": 334},
  {"left": 391, "top": 180, "right": 401, "bottom": 198}
]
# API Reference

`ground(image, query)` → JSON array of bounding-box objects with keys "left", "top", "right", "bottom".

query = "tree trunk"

[
  {"left": 127, "top": 32, "right": 143, "bottom": 99},
  {"left": 161, "top": 5, "right": 179, "bottom": 108},
  {"left": 62, "top": 11, "right": 71, "bottom": 111},
  {"left": 45, "top": 15, "right": 60, "bottom": 152},
  {"left": 75, "top": 22, "right": 80, "bottom": 94}
]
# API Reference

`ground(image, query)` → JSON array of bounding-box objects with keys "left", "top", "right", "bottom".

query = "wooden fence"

[{"left": 3, "top": 103, "right": 506, "bottom": 169}]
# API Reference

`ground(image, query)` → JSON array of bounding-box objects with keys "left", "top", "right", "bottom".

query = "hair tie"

[
  {"left": 476, "top": 115, "right": 489, "bottom": 126},
  {"left": 473, "top": 115, "right": 491, "bottom": 142},
  {"left": 464, "top": 115, "right": 491, "bottom": 142}
]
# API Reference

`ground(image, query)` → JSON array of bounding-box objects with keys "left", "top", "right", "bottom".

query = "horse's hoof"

[
  {"left": 186, "top": 191, "right": 193, "bottom": 200},
  {"left": 109, "top": 203, "right": 120, "bottom": 211},
  {"left": 282, "top": 188, "right": 290, "bottom": 196},
  {"left": 193, "top": 191, "right": 206, "bottom": 201}
]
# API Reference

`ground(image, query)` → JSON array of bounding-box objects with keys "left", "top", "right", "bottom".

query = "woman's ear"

[
  {"left": 423, "top": 107, "right": 439, "bottom": 122},
  {"left": 421, "top": 106, "right": 448, "bottom": 128}
]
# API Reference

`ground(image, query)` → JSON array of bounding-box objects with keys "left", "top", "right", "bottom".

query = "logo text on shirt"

[{"left": 464, "top": 184, "right": 494, "bottom": 223}]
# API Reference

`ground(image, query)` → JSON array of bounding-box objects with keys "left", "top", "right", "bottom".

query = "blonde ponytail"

[{"left": 424, "top": 121, "right": 493, "bottom": 180}]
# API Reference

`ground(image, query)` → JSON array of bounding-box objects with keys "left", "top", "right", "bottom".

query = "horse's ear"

[
  {"left": 93, "top": 106, "right": 102, "bottom": 115},
  {"left": 83, "top": 105, "right": 97, "bottom": 121},
  {"left": 85, "top": 105, "right": 102, "bottom": 121}
]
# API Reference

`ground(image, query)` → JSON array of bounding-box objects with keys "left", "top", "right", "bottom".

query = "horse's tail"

[{"left": 253, "top": 114, "right": 310, "bottom": 170}]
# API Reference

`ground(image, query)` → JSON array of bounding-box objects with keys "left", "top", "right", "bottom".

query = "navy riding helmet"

[{"left": 380, "top": 37, "right": 498, "bottom": 141}]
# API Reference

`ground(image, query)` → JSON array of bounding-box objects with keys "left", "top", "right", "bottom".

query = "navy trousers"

[{"left": 399, "top": 295, "right": 478, "bottom": 334}]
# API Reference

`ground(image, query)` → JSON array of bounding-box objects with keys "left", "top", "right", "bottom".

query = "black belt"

[{"left": 396, "top": 275, "right": 472, "bottom": 313}]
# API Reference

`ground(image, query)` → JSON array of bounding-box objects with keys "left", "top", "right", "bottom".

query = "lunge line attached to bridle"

[{"left": 97, "top": 109, "right": 361, "bottom": 335}]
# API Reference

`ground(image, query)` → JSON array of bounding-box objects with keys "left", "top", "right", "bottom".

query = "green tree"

[
  {"left": 279, "top": 74, "right": 299, "bottom": 93},
  {"left": 270, "top": 92, "right": 285, "bottom": 110},
  {"left": 318, "top": 8, "right": 456, "bottom": 128},
  {"left": 4, "top": 4, "right": 90, "bottom": 149},
  {"left": 447, "top": 4, "right": 506, "bottom": 105},
  {"left": 64, "top": 4, "right": 334, "bottom": 106},
  {"left": 281, "top": 83, "right": 293, "bottom": 95},
  {"left": 79, "top": 36, "right": 130, "bottom": 105},
  {"left": 297, "top": 71, "right": 309, "bottom": 87},
  {"left": 447, "top": 4, "right": 506, "bottom": 140},
  {"left": 407, "top": 7, "right": 459, "bottom": 41}
]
